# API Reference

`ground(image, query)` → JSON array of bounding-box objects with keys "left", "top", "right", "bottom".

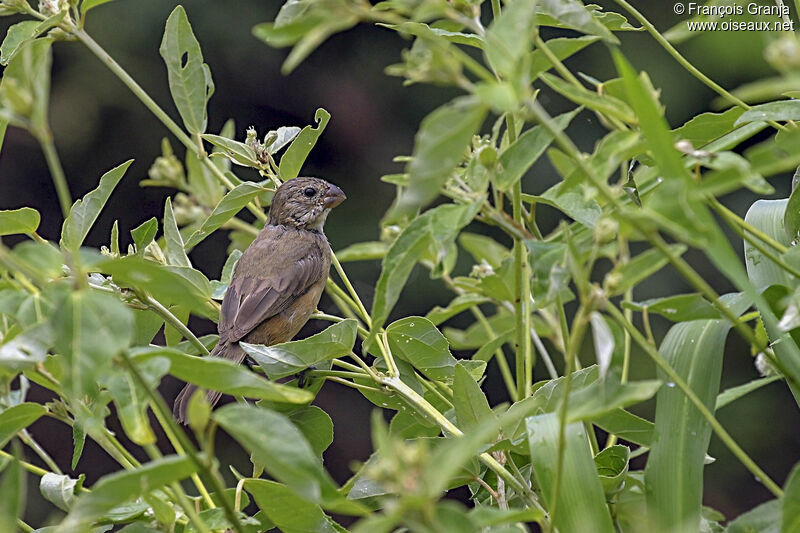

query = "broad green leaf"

[
  {"left": 783, "top": 463, "right": 800, "bottom": 533},
  {"left": 103, "top": 357, "right": 169, "bottom": 446},
  {"left": 645, "top": 294, "right": 748, "bottom": 531},
  {"left": 496, "top": 107, "right": 579, "bottom": 190},
  {"left": 389, "top": 97, "right": 486, "bottom": 219},
  {"left": 537, "top": 0, "right": 619, "bottom": 43},
  {"left": 459, "top": 232, "right": 510, "bottom": 268},
  {"left": 242, "top": 319, "right": 358, "bottom": 379},
  {"left": 52, "top": 290, "right": 133, "bottom": 400},
  {"left": 604, "top": 244, "right": 687, "bottom": 296},
  {"left": 80, "top": 0, "right": 115, "bottom": 17},
  {"left": 133, "top": 347, "right": 313, "bottom": 404},
  {"left": 786, "top": 181, "right": 800, "bottom": 243},
  {"left": 715, "top": 375, "right": 782, "bottom": 410},
  {"left": 61, "top": 160, "right": 132, "bottom": 252},
  {"left": 159, "top": 6, "right": 214, "bottom": 135},
  {"left": 131, "top": 217, "right": 158, "bottom": 252},
  {"left": 483, "top": 0, "right": 536, "bottom": 77},
  {"left": 71, "top": 423, "right": 85, "bottom": 470},
  {"left": 214, "top": 404, "right": 345, "bottom": 508},
  {"left": 530, "top": 36, "right": 600, "bottom": 80},
  {"left": 335, "top": 241, "right": 388, "bottom": 262},
  {"left": 0, "top": 19, "right": 60, "bottom": 66},
  {"left": 386, "top": 317, "right": 484, "bottom": 383},
  {"left": 201, "top": 134, "right": 259, "bottom": 167},
  {"left": 736, "top": 101, "right": 800, "bottom": 125},
  {"left": 526, "top": 413, "right": 615, "bottom": 532},
  {"left": 595, "top": 445, "right": 629, "bottom": 496},
  {"left": 0, "top": 454, "right": 23, "bottom": 533},
  {"left": 468, "top": 506, "right": 544, "bottom": 528},
  {"left": 211, "top": 249, "right": 242, "bottom": 299},
  {"left": 541, "top": 73, "right": 634, "bottom": 124},
  {"left": 747, "top": 129, "right": 800, "bottom": 177},
  {"left": 673, "top": 108, "right": 744, "bottom": 148},
  {"left": 0, "top": 208, "right": 40, "bottom": 236},
  {"left": 280, "top": 108, "right": 330, "bottom": 180},
  {"left": 288, "top": 406, "right": 333, "bottom": 456},
  {"left": 0, "top": 403, "right": 46, "bottom": 448},
  {"left": 371, "top": 202, "right": 480, "bottom": 333},
  {"left": 622, "top": 293, "right": 721, "bottom": 322},
  {"left": 184, "top": 182, "right": 267, "bottom": 248},
  {"left": 382, "top": 22, "right": 483, "bottom": 48},
  {"left": 453, "top": 362, "right": 495, "bottom": 431},
  {"left": 537, "top": 180, "right": 602, "bottom": 227},
  {"left": 0, "top": 323, "right": 51, "bottom": 373},
  {"left": 590, "top": 311, "right": 614, "bottom": 378},
  {"left": 244, "top": 479, "right": 343, "bottom": 533},
  {"left": 593, "top": 408, "right": 654, "bottom": 447},
  {"left": 99, "top": 256, "right": 214, "bottom": 318},
  {"left": 162, "top": 198, "right": 190, "bottom": 267},
  {"left": 725, "top": 499, "right": 781, "bottom": 533},
  {"left": 60, "top": 455, "right": 196, "bottom": 533},
  {"left": 0, "top": 37, "right": 52, "bottom": 136}
]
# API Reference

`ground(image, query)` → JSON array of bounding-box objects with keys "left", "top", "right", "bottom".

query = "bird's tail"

[{"left": 173, "top": 342, "right": 246, "bottom": 425}]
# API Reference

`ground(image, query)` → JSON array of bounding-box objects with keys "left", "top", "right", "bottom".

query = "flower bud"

[
  {"left": 143, "top": 241, "right": 167, "bottom": 264},
  {"left": 594, "top": 217, "right": 618, "bottom": 245}
]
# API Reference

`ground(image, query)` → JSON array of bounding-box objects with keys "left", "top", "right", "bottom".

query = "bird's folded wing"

[{"left": 219, "top": 239, "right": 325, "bottom": 343}]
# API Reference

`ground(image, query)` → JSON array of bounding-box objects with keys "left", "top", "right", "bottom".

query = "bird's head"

[{"left": 267, "top": 177, "right": 346, "bottom": 231}]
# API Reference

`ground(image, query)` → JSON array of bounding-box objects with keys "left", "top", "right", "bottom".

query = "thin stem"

[
  {"left": 326, "top": 376, "right": 386, "bottom": 394},
  {"left": 143, "top": 294, "right": 210, "bottom": 355},
  {"left": 719, "top": 208, "right": 800, "bottom": 278},
  {"left": 18, "top": 429, "right": 62, "bottom": 475},
  {"left": 470, "top": 306, "right": 518, "bottom": 400},
  {"left": 307, "top": 369, "right": 366, "bottom": 380},
  {"left": 710, "top": 198, "right": 787, "bottom": 253},
  {"left": 38, "top": 132, "right": 72, "bottom": 218},
  {"left": 331, "top": 251, "right": 372, "bottom": 327},
  {"left": 0, "top": 448, "right": 50, "bottom": 478},
  {"left": 606, "top": 303, "right": 784, "bottom": 497},
  {"left": 16, "top": 519, "right": 34, "bottom": 533}
]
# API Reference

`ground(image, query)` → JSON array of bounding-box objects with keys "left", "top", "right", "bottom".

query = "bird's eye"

[{"left": 303, "top": 187, "right": 317, "bottom": 198}]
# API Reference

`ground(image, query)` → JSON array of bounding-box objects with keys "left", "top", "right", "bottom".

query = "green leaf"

[
  {"left": 80, "top": 0, "right": 115, "bottom": 17},
  {"left": 645, "top": 296, "right": 746, "bottom": 531},
  {"left": 389, "top": 97, "right": 487, "bottom": 219},
  {"left": 131, "top": 217, "right": 158, "bottom": 252},
  {"left": 163, "top": 198, "right": 190, "bottom": 267},
  {"left": 736, "top": 101, "right": 800, "bottom": 125},
  {"left": 386, "top": 317, "right": 484, "bottom": 383},
  {"left": 452, "top": 362, "right": 495, "bottom": 431},
  {"left": 0, "top": 323, "right": 51, "bottom": 373},
  {"left": 104, "top": 357, "right": 169, "bottom": 446},
  {"left": 245, "top": 479, "right": 343, "bottom": 533},
  {"left": 71, "top": 423, "right": 85, "bottom": 470},
  {"left": 133, "top": 347, "right": 313, "bottom": 404},
  {"left": 715, "top": 375, "right": 782, "bottom": 410},
  {"left": 783, "top": 463, "right": 800, "bottom": 533},
  {"left": 537, "top": 180, "right": 602, "bottom": 227},
  {"left": 726, "top": 499, "right": 781, "bottom": 533},
  {"left": 425, "top": 293, "right": 489, "bottom": 326},
  {"left": 60, "top": 455, "right": 196, "bottom": 533},
  {"left": 496, "top": 107, "right": 580, "bottom": 190},
  {"left": 530, "top": 35, "right": 600, "bottom": 79},
  {"left": 622, "top": 293, "right": 722, "bottom": 322},
  {"left": 99, "top": 256, "right": 214, "bottom": 318},
  {"left": 280, "top": 108, "right": 330, "bottom": 180},
  {"left": 541, "top": 73, "right": 634, "bottom": 124},
  {"left": 52, "top": 290, "right": 133, "bottom": 400},
  {"left": 335, "top": 241, "right": 388, "bottom": 262},
  {"left": 214, "top": 404, "right": 349, "bottom": 509},
  {"left": 288, "top": 406, "right": 333, "bottom": 456},
  {"left": 184, "top": 182, "right": 268, "bottom": 248},
  {"left": 201, "top": 134, "right": 259, "bottom": 167},
  {"left": 537, "top": 0, "right": 619, "bottom": 43},
  {"left": 594, "top": 445, "right": 629, "bottom": 496},
  {"left": 61, "top": 160, "right": 132, "bottom": 252},
  {"left": 526, "top": 413, "right": 615, "bottom": 532},
  {"left": 786, "top": 181, "right": 800, "bottom": 243},
  {"left": 242, "top": 319, "right": 358, "bottom": 380},
  {"left": 0, "top": 37, "right": 52, "bottom": 135},
  {"left": 592, "top": 409, "right": 653, "bottom": 447},
  {"left": 371, "top": 202, "right": 480, "bottom": 333},
  {"left": 468, "top": 506, "right": 544, "bottom": 528},
  {"left": 0, "top": 403, "right": 46, "bottom": 448},
  {"left": 159, "top": 6, "right": 214, "bottom": 135},
  {"left": 605, "top": 244, "right": 687, "bottom": 296},
  {"left": 0, "top": 208, "right": 40, "bottom": 236},
  {"left": 483, "top": 0, "right": 536, "bottom": 77},
  {"left": 673, "top": 108, "right": 744, "bottom": 148},
  {"left": 0, "top": 453, "right": 23, "bottom": 533},
  {"left": 459, "top": 232, "right": 510, "bottom": 269}
]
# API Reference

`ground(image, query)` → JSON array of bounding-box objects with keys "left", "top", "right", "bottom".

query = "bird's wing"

[{"left": 218, "top": 227, "right": 327, "bottom": 343}]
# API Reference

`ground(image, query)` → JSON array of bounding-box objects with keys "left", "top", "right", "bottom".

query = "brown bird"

[{"left": 173, "top": 177, "right": 346, "bottom": 423}]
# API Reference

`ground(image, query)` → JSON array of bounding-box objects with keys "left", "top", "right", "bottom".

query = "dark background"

[{"left": 1, "top": 0, "right": 798, "bottom": 527}]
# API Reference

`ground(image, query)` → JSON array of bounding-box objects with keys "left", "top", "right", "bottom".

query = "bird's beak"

[{"left": 324, "top": 184, "right": 346, "bottom": 208}]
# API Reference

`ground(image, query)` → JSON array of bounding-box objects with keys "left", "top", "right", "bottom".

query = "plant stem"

[
  {"left": 18, "top": 429, "right": 62, "bottom": 475},
  {"left": 0, "top": 448, "right": 51, "bottom": 478},
  {"left": 606, "top": 303, "right": 784, "bottom": 498},
  {"left": 710, "top": 197, "right": 787, "bottom": 253},
  {"left": 143, "top": 294, "right": 210, "bottom": 355},
  {"left": 16, "top": 519, "right": 34, "bottom": 533},
  {"left": 470, "top": 306, "right": 518, "bottom": 400},
  {"left": 38, "top": 132, "right": 72, "bottom": 218},
  {"left": 331, "top": 251, "right": 372, "bottom": 327}
]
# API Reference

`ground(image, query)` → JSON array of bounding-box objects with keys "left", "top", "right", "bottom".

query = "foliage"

[{"left": 0, "top": 0, "right": 799, "bottom": 532}]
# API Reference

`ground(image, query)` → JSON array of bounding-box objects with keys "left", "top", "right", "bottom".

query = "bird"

[{"left": 173, "top": 177, "right": 346, "bottom": 424}]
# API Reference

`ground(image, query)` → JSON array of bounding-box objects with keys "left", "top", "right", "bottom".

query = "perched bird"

[{"left": 173, "top": 177, "right": 346, "bottom": 423}]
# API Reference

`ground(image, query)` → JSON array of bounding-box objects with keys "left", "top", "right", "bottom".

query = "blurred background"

[{"left": 1, "top": 0, "right": 798, "bottom": 527}]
